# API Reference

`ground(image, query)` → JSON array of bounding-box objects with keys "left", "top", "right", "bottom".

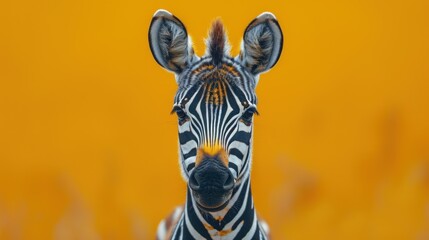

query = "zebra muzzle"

[{"left": 188, "top": 158, "right": 235, "bottom": 211}]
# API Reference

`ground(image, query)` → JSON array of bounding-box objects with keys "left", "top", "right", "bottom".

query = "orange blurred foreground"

[{"left": 0, "top": 0, "right": 429, "bottom": 239}]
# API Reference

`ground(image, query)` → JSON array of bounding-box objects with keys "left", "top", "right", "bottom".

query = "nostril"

[
  {"left": 223, "top": 172, "right": 235, "bottom": 191},
  {"left": 188, "top": 171, "right": 200, "bottom": 191}
]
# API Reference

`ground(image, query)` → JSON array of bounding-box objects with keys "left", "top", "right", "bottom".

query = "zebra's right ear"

[{"left": 148, "top": 9, "right": 197, "bottom": 75}]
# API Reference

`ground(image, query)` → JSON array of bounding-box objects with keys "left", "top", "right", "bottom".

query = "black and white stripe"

[
  {"left": 175, "top": 59, "right": 256, "bottom": 180},
  {"left": 167, "top": 176, "right": 269, "bottom": 240}
]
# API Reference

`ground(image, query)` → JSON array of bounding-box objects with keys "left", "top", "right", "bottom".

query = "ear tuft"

[
  {"left": 206, "top": 19, "right": 230, "bottom": 65},
  {"left": 153, "top": 9, "right": 173, "bottom": 18},
  {"left": 255, "top": 12, "right": 277, "bottom": 22}
]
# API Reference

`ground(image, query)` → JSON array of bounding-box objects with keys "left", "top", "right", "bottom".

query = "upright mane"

[{"left": 206, "top": 19, "right": 230, "bottom": 65}]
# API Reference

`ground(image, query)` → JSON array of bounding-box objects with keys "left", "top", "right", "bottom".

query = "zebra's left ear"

[{"left": 237, "top": 12, "right": 283, "bottom": 75}]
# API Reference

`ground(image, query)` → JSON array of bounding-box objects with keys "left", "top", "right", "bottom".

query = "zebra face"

[{"left": 149, "top": 10, "right": 283, "bottom": 210}]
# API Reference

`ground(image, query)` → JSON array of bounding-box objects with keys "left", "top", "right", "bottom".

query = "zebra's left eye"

[
  {"left": 240, "top": 107, "right": 258, "bottom": 126},
  {"left": 171, "top": 106, "right": 189, "bottom": 126}
]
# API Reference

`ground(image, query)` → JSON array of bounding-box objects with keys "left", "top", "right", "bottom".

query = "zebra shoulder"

[{"left": 156, "top": 205, "right": 184, "bottom": 240}]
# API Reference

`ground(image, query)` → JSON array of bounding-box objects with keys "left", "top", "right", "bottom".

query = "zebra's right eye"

[{"left": 172, "top": 106, "right": 189, "bottom": 125}]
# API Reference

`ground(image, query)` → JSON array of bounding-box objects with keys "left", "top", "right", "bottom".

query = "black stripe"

[
  {"left": 182, "top": 148, "right": 197, "bottom": 161},
  {"left": 186, "top": 162, "right": 195, "bottom": 172},
  {"left": 179, "top": 131, "right": 197, "bottom": 145},
  {"left": 232, "top": 185, "right": 255, "bottom": 239},
  {"left": 228, "top": 162, "right": 239, "bottom": 175},
  {"left": 229, "top": 148, "right": 244, "bottom": 160},
  {"left": 229, "top": 131, "right": 252, "bottom": 146}
]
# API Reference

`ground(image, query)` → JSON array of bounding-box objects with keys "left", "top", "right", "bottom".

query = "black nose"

[{"left": 189, "top": 160, "right": 235, "bottom": 192}]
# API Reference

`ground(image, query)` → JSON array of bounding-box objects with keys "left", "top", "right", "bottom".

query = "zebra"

[{"left": 148, "top": 9, "right": 283, "bottom": 240}]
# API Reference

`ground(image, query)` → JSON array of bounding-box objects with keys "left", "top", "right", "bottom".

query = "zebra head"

[{"left": 149, "top": 10, "right": 283, "bottom": 211}]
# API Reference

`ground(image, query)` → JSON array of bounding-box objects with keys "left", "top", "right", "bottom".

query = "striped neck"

[{"left": 173, "top": 176, "right": 267, "bottom": 239}]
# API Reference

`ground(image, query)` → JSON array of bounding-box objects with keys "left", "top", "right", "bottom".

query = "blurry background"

[{"left": 0, "top": 0, "right": 428, "bottom": 239}]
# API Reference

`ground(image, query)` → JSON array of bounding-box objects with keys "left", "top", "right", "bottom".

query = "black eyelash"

[
  {"left": 240, "top": 107, "right": 258, "bottom": 126},
  {"left": 171, "top": 106, "right": 189, "bottom": 125}
]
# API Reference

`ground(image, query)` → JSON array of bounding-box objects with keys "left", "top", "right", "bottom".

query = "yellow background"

[{"left": 1, "top": 0, "right": 429, "bottom": 239}]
